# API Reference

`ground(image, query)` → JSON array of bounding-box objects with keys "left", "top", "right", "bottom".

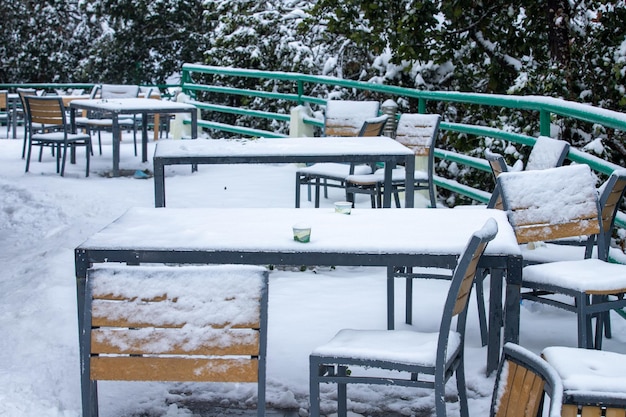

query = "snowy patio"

[{"left": 1, "top": 132, "right": 625, "bottom": 417}]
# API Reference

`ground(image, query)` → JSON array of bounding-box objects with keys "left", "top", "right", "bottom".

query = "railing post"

[
  {"left": 418, "top": 98, "right": 427, "bottom": 114},
  {"left": 540, "top": 109, "right": 551, "bottom": 136},
  {"left": 297, "top": 80, "right": 304, "bottom": 105}
]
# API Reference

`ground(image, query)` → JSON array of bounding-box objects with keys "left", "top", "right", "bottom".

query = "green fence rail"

[
  {"left": 4, "top": 70, "right": 626, "bottom": 230},
  {"left": 180, "top": 64, "right": 626, "bottom": 204}
]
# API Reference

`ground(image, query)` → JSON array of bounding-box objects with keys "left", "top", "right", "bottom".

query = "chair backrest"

[
  {"left": 24, "top": 95, "right": 67, "bottom": 130},
  {"left": 437, "top": 218, "right": 497, "bottom": 355},
  {"left": 0, "top": 90, "right": 7, "bottom": 111},
  {"left": 17, "top": 88, "right": 37, "bottom": 109},
  {"left": 497, "top": 164, "right": 602, "bottom": 250},
  {"left": 395, "top": 113, "right": 441, "bottom": 157},
  {"left": 84, "top": 264, "right": 269, "bottom": 383},
  {"left": 358, "top": 114, "right": 388, "bottom": 137},
  {"left": 588, "top": 169, "right": 626, "bottom": 258},
  {"left": 485, "top": 150, "right": 509, "bottom": 209},
  {"left": 525, "top": 136, "right": 570, "bottom": 171},
  {"left": 491, "top": 343, "right": 563, "bottom": 417},
  {"left": 87, "top": 85, "right": 100, "bottom": 99},
  {"left": 100, "top": 84, "right": 140, "bottom": 99},
  {"left": 323, "top": 100, "right": 380, "bottom": 137}
]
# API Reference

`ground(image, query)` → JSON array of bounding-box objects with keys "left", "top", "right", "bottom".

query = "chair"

[
  {"left": 486, "top": 136, "right": 570, "bottom": 209},
  {"left": 294, "top": 100, "right": 381, "bottom": 208},
  {"left": 81, "top": 264, "right": 269, "bottom": 417},
  {"left": 309, "top": 218, "right": 498, "bottom": 417},
  {"left": 17, "top": 88, "right": 37, "bottom": 158},
  {"left": 344, "top": 113, "right": 441, "bottom": 208},
  {"left": 295, "top": 114, "right": 388, "bottom": 208},
  {"left": 519, "top": 169, "right": 626, "bottom": 265},
  {"left": 491, "top": 343, "right": 563, "bottom": 417},
  {"left": 0, "top": 90, "right": 11, "bottom": 138},
  {"left": 24, "top": 95, "right": 91, "bottom": 177},
  {"left": 497, "top": 164, "right": 626, "bottom": 348},
  {"left": 542, "top": 346, "right": 626, "bottom": 417},
  {"left": 83, "top": 84, "right": 140, "bottom": 156}
]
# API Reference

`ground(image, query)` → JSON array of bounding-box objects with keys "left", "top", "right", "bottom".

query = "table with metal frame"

[
  {"left": 152, "top": 136, "right": 416, "bottom": 208},
  {"left": 70, "top": 98, "right": 198, "bottom": 177},
  {"left": 74, "top": 207, "right": 523, "bottom": 376}
]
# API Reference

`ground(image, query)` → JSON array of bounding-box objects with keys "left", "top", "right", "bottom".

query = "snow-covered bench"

[{"left": 80, "top": 264, "right": 269, "bottom": 417}]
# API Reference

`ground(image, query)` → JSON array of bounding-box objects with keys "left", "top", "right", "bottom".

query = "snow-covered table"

[
  {"left": 70, "top": 98, "right": 198, "bottom": 176},
  {"left": 75, "top": 207, "right": 522, "bottom": 374},
  {"left": 152, "top": 137, "right": 416, "bottom": 208}
]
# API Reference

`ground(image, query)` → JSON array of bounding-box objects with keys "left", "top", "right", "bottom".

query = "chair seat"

[
  {"left": 85, "top": 117, "right": 136, "bottom": 127},
  {"left": 298, "top": 163, "right": 372, "bottom": 179},
  {"left": 311, "top": 329, "right": 461, "bottom": 366},
  {"left": 346, "top": 168, "right": 429, "bottom": 185},
  {"left": 542, "top": 346, "right": 626, "bottom": 400},
  {"left": 523, "top": 259, "right": 626, "bottom": 293},
  {"left": 32, "top": 132, "right": 91, "bottom": 142}
]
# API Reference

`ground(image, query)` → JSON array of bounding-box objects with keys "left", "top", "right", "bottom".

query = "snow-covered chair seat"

[
  {"left": 295, "top": 100, "right": 385, "bottom": 208},
  {"left": 498, "top": 164, "right": 626, "bottom": 349},
  {"left": 345, "top": 113, "right": 441, "bottom": 208},
  {"left": 542, "top": 346, "right": 626, "bottom": 416},
  {"left": 80, "top": 264, "right": 269, "bottom": 417},
  {"left": 309, "top": 218, "right": 498, "bottom": 417}
]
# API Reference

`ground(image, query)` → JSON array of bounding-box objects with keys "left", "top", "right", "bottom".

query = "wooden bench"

[{"left": 80, "top": 264, "right": 269, "bottom": 417}]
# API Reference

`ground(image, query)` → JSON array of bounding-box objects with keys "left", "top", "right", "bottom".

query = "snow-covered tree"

[
  {"left": 79, "top": 0, "right": 211, "bottom": 85},
  {"left": 0, "top": 0, "right": 92, "bottom": 83}
]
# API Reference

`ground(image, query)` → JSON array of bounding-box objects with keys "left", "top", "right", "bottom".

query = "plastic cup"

[
  {"left": 292, "top": 223, "right": 311, "bottom": 243},
  {"left": 334, "top": 201, "right": 352, "bottom": 215}
]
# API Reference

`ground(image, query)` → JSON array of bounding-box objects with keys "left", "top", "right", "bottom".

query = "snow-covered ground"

[{"left": 1, "top": 132, "right": 625, "bottom": 417}]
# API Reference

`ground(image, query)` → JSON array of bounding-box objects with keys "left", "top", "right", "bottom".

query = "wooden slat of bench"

[
  {"left": 90, "top": 356, "right": 258, "bottom": 382},
  {"left": 91, "top": 299, "right": 261, "bottom": 329},
  {"left": 91, "top": 328, "right": 259, "bottom": 355}
]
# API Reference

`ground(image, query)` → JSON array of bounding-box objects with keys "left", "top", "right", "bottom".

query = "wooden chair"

[
  {"left": 17, "top": 87, "right": 37, "bottom": 158},
  {"left": 491, "top": 343, "right": 563, "bottom": 417},
  {"left": 486, "top": 136, "right": 570, "bottom": 209},
  {"left": 309, "top": 218, "right": 498, "bottom": 417},
  {"left": 497, "top": 164, "right": 626, "bottom": 348},
  {"left": 344, "top": 113, "right": 441, "bottom": 208},
  {"left": 485, "top": 149, "right": 509, "bottom": 209},
  {"left": 24, "top": 95, "right": 91, "bottom": 176},
  {"left": 81, "top": 264, "right": 269, "bottom": 417},
  {"left": 0, "top": 90, "right": 10, "bottom": 138},
  {"left": 295, "top": 114, "right": 388, "bottom": 208},
  {"left": 542, "top": 346, "right": 626, "bottom": 417},
  {"left": 294, "top": 100, "right": 381, "bottom": 207}
]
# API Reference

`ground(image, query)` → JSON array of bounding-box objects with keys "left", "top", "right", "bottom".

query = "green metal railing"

[
  {"left": 180, "top": 64, "right": 626, "bottom": 204},
  {"left": 4, "top": 70, "right": 626, "bottom": 227}
]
